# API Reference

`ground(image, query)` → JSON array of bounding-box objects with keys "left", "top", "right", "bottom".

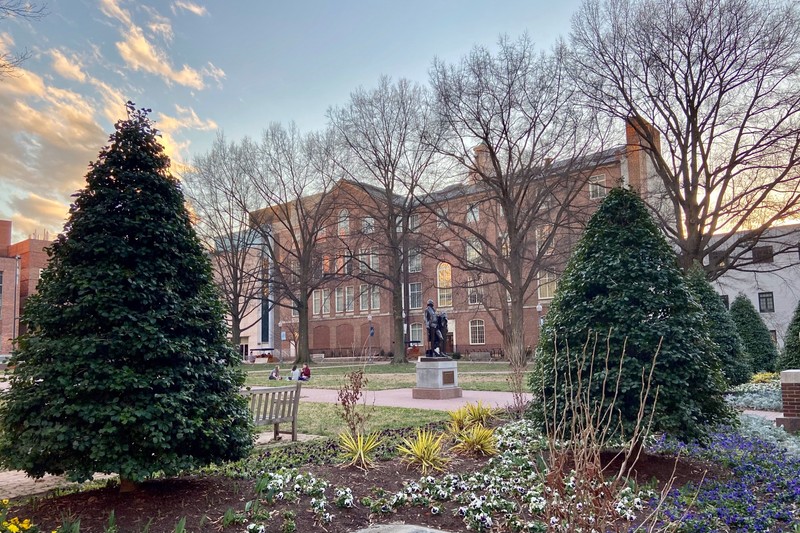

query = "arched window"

[
  {"left": 338, "top": 209, "right": 350, "bottom": 235},
  {"left": 437, "top": 262, "right": 452, "bottom": 308},
  {"left": 469, "top": 319, "right": 485, "bottom": 345}
]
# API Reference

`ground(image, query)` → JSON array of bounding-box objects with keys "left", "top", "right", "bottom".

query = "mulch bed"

[{"left": 8, "top": 451, "right": 717, "bottom": 533}]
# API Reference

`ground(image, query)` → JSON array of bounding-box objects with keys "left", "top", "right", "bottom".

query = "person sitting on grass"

[
  {"left": 288, "top": 364, "right": 301, "bottom": 381},
  {"left": 299, "top": 363, "right": 311, "bottom": 381},
  {"left": 268, "top": 365, "right": 281, "bottom": 380}
]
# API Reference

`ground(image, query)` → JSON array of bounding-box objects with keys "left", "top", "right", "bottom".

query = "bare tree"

[
  {"left": 571, "top": 0, "right": 800, "bottom": 277},
  {"left": 427, "top": 35, "right": 611, "bottom": 367},
  {"left": 1, "top": 1, "right": 46, "bottom": 77},
  {"left": 327, "top": 76, "right": 441, "bottom": 363},
  {"left": 238, "top": 124, "right": 340, "bottom": 364},
  {"left": 183, "top": 134, "right": 263, "bottom": 348}
]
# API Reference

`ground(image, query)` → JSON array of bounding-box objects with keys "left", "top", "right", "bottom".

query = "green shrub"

[
  {"left": 685, "top": 265, "right": 752, "bottom": 385},
  {"left": 729, "top": 294, "right": 778, "bottom": 373},
  {"left": 0, "top": 104, "right": 252, "bottom": 483},
  {"left": 530, "top": 187, "right": 733, "bottom": 442},
  {"left": 779, "top": 299, "right": 800, "bottom": 371}
]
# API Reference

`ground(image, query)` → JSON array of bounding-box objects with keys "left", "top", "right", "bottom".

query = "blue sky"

[{"left": 0, "top": 0, "right": 582, "bottom": 241}]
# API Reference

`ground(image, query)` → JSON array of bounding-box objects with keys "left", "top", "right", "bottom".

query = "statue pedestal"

[{"left": 412, "top": 357, "right": 462, "bottom": 400}]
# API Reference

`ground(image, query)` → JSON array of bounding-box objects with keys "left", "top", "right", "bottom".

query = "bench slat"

[{"left": 241, "top": 383, "right": 302, "bottom": 441}]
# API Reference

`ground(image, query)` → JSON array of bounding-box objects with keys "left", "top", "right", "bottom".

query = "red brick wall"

[{"left": 783, "top": 382, "right": 800, "bottom": 418}]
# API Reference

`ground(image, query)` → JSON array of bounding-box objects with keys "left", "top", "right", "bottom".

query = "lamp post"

[
  {"left": 367, "top": 314, "right": 373, "bottom": 363},
  {"left": 12, "top": 255, "right": 20, "bottom": 342}
]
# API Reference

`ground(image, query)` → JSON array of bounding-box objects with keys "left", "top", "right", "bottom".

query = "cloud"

[
  {"left": 50, "top": 49, "right": 87, "bottom": 82},
  {"left": 98, "top": 0, "right": 132, "bottom": 27},
  {"left": 156, "top": 104, "right": 218, "bottom": 163},
  {"left": 141, "top": 5, "right": 173, "bottom": 41},
  {"left": 116, "top": 25, "right": 205, "bottom": 89},
  {"left": 7, "top": 193, "right": 70, "bottom": 239},
  {"left": 172, "top": 1, "right": 208, "bottom": 17}
]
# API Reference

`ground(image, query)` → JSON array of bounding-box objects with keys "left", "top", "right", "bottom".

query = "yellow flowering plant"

[{"left": 0, "top": 499, "right": 39, "bottom": 533}]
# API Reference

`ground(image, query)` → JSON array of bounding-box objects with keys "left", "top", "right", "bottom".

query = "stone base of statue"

[{"left": 412, "top": 357, "right": 462, "bottom": 400}]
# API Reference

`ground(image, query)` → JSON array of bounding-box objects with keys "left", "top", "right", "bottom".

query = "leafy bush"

[
  {"left": 685, "top": 265, "right": 752, "bottom": 385},
  {"left": 337, "top": 432, "right": 382, "bottom": 470},
  {"left": 779, "top": 298, "right": 800, "bottom": 371},
  {"left": 450, "top": 425, "right": 497, "bottom": 457},
  {"left": 531, "top": 187, "right": 733, "bottom": 442},
  {"left": 397, "top": 429, "right": 449, "bottom": 474},
  {"left": 752, "top": 371, "right": 780, "bottom": 384},
  {"left": 0, "top": 104, "right": 252, "bottom": 483},
  {"left": 729, "top": 294, "right": 778, "bottom": 372},
  {"left": 726, "top": 381, "right": 783, "bottom": 411}
]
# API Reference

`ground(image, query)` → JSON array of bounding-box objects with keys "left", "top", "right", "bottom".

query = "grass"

[
  {"left": 292, "top": 402, "right": 448, "bottom": 438},
  {"left": 244, "top": 361, "right": 524, "bottom": 392}
]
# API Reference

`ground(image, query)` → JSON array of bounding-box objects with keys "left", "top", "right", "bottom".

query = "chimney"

[
  {"left": 471, "top": 144, "right": 491, "bottom": 183},
  {"left": 625, "top": 117, "right": 661, "bottom": 194},
  {"left": 0, "top": 220, "right": 10, "bottom": 257}
]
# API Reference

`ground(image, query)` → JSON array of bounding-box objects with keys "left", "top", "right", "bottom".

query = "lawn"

[
  {"left": 294, "top": 402, "right": 448, "bottom": 437},
  {"left": 244, "top": 361, "right": 521, "bottom": 391}
]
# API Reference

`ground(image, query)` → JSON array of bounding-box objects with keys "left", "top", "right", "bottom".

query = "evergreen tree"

[
  {"left": 0, "top": 104, "right": 253, "bottom": 483},
  {"left": 530, "top": 188, "right": 733, "bottom": 442},
  {"left": 729, "top": 294, "right": 778, "bottom": 373},
  {"left": 685, "top": 265, "right": 752, "bottom": 385},
  {"left": 780, "top": 300, "right": 800, "bottom": 371}
]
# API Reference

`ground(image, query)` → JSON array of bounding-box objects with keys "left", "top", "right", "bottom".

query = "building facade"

[
  {"left": 712, "top": 224, "right": 800, "bottom": 349},
  {"left": 243, "top": 122, "right": 666, "bottom": 361},
  {"left": 0, "top": 220, "right": 51, "bottom": 355}
]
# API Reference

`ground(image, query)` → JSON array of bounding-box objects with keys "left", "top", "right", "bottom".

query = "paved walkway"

[{"left": 0, "top": 387, "right": 782, "bottom": 502}]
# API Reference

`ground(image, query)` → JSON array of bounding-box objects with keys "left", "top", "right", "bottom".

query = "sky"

[{"left": 0, "top": 0, "right": 583, "bottom": 242}]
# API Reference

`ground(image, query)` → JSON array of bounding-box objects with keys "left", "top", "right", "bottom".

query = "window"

[
  {"left": 468, "top": 282, "right": 482, "bottom": 305},
  {"left": 322, "top": 255, "right": 332, "bottom": 274},
  {"left": 313, "top": 289, "right": 330, "bottom": 315},
  {"left": 752, "top": 246, "right": 774, "bottom": 264},
  {"left": 709, "top": 251, "right": 728, "bottom": 268},
  {"left": 589, "top": 175, "right": 607, "bottom": 200},
  {"left": 498, "top": 232, "right": 510, "bottom": 258},
  {"left": 344, "top": 253, "right": 354, "bottom": 275},
  {"left": 536, "top": 225, "right": 554, "bottom": 255},
  {"left": 466, "top": 204, "right": 480, "bottom": 223},
  {"left": 362, "top": 216, "right": 374, "bottom": 234},
  {"left": 408, "top": 248, "right": 422, "bottom": 273},
  {"left": 409, "top": 282, "right": 422, "bottom": 309},
  {"left": 758, "top": 291, "right": 774, "bottom": 313},
  {"left": 719, "top": 294, "right": 729, "bottom": 310},
  {"left": 335, "top": 287, "right": 344, "bottom": 313},
  {"left": 466, "top": 236, "right": 482, "bottom": 264},
  {"left": 359, "top": 284, "right": 380, "bottom": 311},
  {"left": 769, "top": 330, "right": 778, "bottom": 345},
  {"left": 291, "top": 306, "right": 299, "bottom": 317},
  {"left": 437, "top": 262, "right": 453, "bottom": 308},
  {"left": 410, "top": 323, "right": 423, "bottom": 344},
  {"left": 437, "top": 206, "right": 449, "bottom": 228},
  {"left": 238, "top": 337, "right": 249, "bottom": 361},
  {"left": 338, "top": 209, "right": 350, "bottom": 235},
  {"left": 370, "top": 248, "right": 379, "bottom": 270},
  {"left": 538, "top": 270, "right": 558, "bottom": 300},
  {"left": 409, "top": 213, "right": 420, "bottom": 231},
  {"left": 345, "top": 286, "right": 355, "bottom": 312},
  {"left": 469, "top": 319, "right": 485, "bottom": 345}
]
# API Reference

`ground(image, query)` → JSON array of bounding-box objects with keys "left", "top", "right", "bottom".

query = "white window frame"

[
  {"left": 469, "top": 319, "right": 485, "bottom": 345},
  {"left": 408, "top": 248, "right": 422, "bottom": 273},
  {"left": 345, "top": 286, "right": 355, "bottom": 312},
  {"left": 335, "top": 287, "right": 345, "bottom": 313},
  {"left": 466, "top": 204, "right": 480, "bottom": 223},
  {"left": 338, "top": 209, "right": 350, "bottom": 235},
  {"left": 362, "top": 216, "right": 374, "bottom": 234},
  {"left": 437, "top": 262, "right": 453, "bottom": 308},
  {"left": 409, "top": 282, "right": 422, "bottom": 309},
  {"left": 538, "top": 270, "right": 558, "bottom": 300},
  {"left": 410, "top": 323, "right": 423, "bottom": 344},
  {"left": 589, "top": 175, "right": 607, "bottom": 200}
]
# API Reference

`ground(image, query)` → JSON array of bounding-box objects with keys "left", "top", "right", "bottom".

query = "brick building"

[
  {"left": 0, "top": 221, "right": 52, "bottom": 355},
  {"left": 244, "top": 122, "right": 663, "bottom": 361}
]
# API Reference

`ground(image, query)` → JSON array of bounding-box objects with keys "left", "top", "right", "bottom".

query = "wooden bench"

[
  {"left": 240, "top": 383, "right": 302, "bottom": 441},
  {"left": 468, "top": 351, "right": 492, "bottom": 362}
]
